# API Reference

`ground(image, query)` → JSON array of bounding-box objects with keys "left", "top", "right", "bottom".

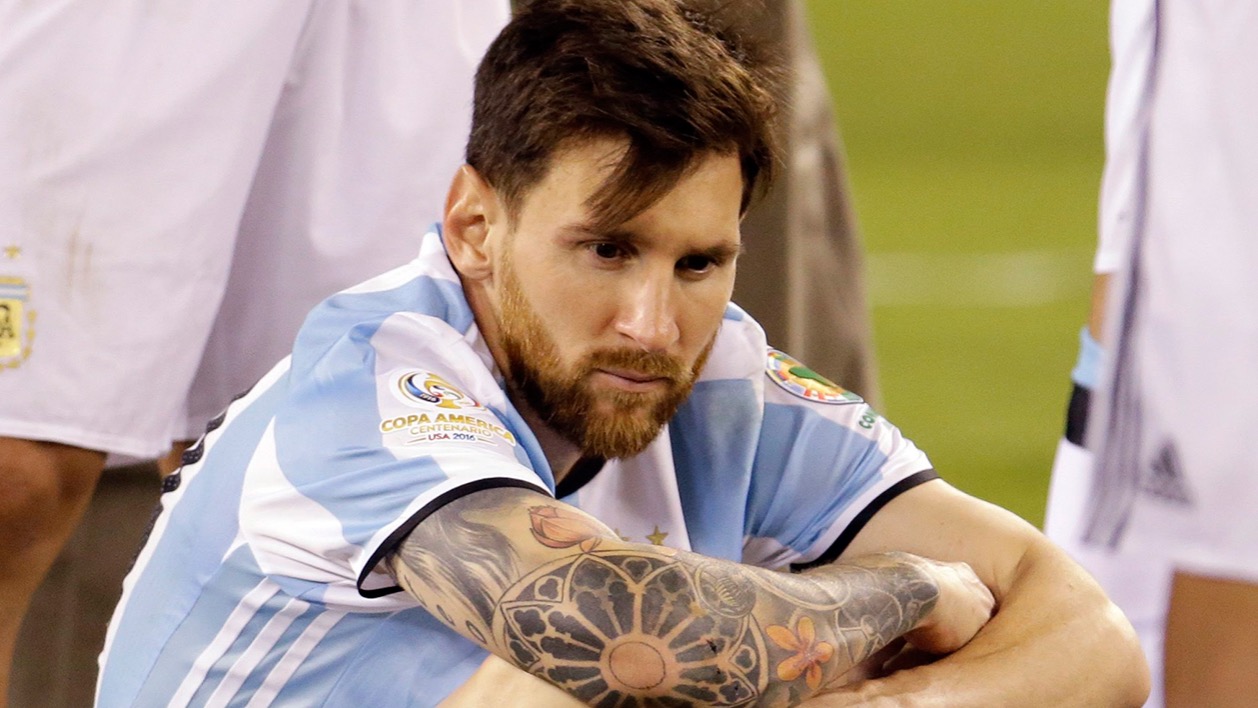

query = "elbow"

[{"left": 1099, "top": 598, "right": 1153, "bottom": 707}]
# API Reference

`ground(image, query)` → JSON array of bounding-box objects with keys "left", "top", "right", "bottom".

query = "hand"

[
  {"left": 841, "top": 637, "right": 942, "bottom": 684},
  {"left": 902, "top": 557, "right": 995, "bottom": 654},
  {"left": 800, "top": 561, "right": 992, "bottom": 708},
  {"left": 840, "top": 638, "right": 910, "bottom": 684}
]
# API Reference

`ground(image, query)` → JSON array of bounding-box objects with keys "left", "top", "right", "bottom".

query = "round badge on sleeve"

[{"left": 765, "top": 348, "right": 863, "bottom": 405}]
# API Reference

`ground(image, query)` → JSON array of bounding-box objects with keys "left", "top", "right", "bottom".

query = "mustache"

[{"left": 581, "top": 348, "right": 689, "bottom": 381}]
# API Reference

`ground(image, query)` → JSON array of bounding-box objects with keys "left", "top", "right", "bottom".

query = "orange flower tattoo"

[
  {"left": 528, "top": 505, "right": 603, "bottom": 552},
  {"left": 766, "top": 616, "right": 834, "bottom": 690}
]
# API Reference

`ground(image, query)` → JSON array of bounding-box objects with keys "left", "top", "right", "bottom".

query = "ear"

[{"left": 443, "top": 165, "right": 506, "bottom": 282}]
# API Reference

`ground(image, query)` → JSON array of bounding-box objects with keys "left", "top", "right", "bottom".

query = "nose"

[{"left": 614, "top": 269, "right": 681, "bottom": 352}]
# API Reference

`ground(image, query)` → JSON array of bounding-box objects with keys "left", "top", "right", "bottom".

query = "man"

[
  {"left": 1078, "top": 2, "right": 1258, "bottom": 705},
  {"left": 6, "top": 1, "right": 882, "bottom": 703},
  {"left": 1043, "top": 2, "right": 1171, "bottom": 705},
  {"left": 0, "top": 2, "right": 509, "bottom": 703},
  {"left": 97, "top": 1, "right": 1147, "bottom": 705}
]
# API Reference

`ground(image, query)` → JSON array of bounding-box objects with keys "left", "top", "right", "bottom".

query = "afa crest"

[
  {"left": 0, "top": 276, "right": 34, "bottom": 371},
  {"left": 765, "top": 348, "right": 862, "bottom": 405},
  {"left": 396, "top": 370, "right": 479, "bottom": 410}
]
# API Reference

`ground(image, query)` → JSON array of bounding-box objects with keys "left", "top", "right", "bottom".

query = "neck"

[{"left": 513, "top": 396, "right": 584, "bottom": 485}]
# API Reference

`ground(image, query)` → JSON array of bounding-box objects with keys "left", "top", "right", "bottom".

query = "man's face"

[{"left": 492, "top": 140, "right": 743, "bottom": 458}]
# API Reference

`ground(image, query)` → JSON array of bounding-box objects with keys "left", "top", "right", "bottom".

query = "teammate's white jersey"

[{"left": 96, "top": 229, "right": 934, "bottom": 707}]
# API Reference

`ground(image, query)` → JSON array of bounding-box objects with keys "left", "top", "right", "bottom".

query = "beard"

[{"left": 497, "top": 261, "right": 714, "bottom": 459}]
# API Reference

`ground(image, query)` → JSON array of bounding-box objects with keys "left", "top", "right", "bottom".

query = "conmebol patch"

[{"left": 764, "top": 348, "right": 863, "bottom": 405}]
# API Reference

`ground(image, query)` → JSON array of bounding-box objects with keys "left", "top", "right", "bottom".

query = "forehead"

[
  {"left": 516, "top": 139, "right": 744, "bottom": 240},
  {"left": 534, "top": 139, "right": 627, "bottom": 206}
]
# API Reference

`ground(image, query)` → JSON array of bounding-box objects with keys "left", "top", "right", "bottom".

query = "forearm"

[
  {"left": 819, "top": 539, "right": 1149, "bottom": 707},
  {"left": 391, "top": 488, "right": 944, "bottom": 706},
  {"left": 440, "top": 654, "right": 581, "bottom": 707}
]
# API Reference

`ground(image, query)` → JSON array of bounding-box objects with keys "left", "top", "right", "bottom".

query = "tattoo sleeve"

[{"left": 388, "top": 487, "right": 938, "bottom": 707}]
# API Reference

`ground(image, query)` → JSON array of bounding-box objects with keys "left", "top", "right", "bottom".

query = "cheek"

[
  {"left": 541, "top": 287, "right": 616, "bottom": 337},
  {"left": 530, "top": 289, "right": 617, "bottom": 364},
  {"left": 680, "top": 288, "right": 732, "bottom": 349}
]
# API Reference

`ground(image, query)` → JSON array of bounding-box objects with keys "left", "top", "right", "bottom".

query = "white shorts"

[
  {"left": 0, "top": 0, "right": 509, "bottom": 457},
  {"left": 1084, "top": 1, "right": 1258, "bottom": 585}
]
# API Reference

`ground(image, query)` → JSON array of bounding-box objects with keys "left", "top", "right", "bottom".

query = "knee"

[{"left": 0, "top": 438, "right": 104, "bottom": 532}]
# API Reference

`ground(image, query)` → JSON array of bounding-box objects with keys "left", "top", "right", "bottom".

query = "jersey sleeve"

[
  {"left": 741, "top": 349, "right": 936, "bottom": 570},
  {"left": 239, "top": 273, "right": 551, "bottom": 608}
]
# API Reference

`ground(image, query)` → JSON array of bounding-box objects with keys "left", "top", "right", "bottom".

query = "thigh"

[
  {"left": 1164, "top": 571, "right": 1258, "bottom": 707},
  {"left": 0, "top": 0, "right": 314, "bottom": 457}
]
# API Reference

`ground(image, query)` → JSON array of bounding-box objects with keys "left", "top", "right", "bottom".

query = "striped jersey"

[{"left": 96, "top": 227, "right": 935, "bottom": 707}]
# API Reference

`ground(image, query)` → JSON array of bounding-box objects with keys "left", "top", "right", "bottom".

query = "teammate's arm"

[
  {"left": 810, "top": 479, "right": 1150, "bottom": 707},
  {"left": 388, "top": 486, "right": 994, "bottom": 706}
]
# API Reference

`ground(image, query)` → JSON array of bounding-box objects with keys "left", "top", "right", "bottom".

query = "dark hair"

[{"left": 466, "top": 0, "right": 778, "bottom": 231}]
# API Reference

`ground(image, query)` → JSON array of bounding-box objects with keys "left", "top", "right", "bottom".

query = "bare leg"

[
  {"left": 1164, "top": 570, "right": 1258, "bottom": 707},
  {"left": 12, "top": 460, "right": 162, "bottom": 708},
  {"left": 0, "top": 438, "right": 104, "bottom": 707},
  {"left": 156, "top": 440, "right": 193, "bottom": 479}
]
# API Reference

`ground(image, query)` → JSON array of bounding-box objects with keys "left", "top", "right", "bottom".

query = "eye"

[
  {"left": 676, "top": 254, "right": 719, "bottom": 276},
  {"left": 586, "top": 241, "right": 631, "bottom": 263}
]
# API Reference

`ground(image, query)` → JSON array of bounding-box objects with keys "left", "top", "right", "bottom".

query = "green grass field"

[{"left": 803, "top": 1, "right": 1112, "bottom": 525}]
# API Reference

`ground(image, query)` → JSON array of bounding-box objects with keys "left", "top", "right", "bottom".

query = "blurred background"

[{"left": 803, "top": 1, "right": 1111, "bottom": 525}]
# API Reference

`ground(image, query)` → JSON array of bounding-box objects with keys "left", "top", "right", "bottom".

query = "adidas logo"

[{"left": 1140, "top": 441, "right": 1193, "bottom": 506}]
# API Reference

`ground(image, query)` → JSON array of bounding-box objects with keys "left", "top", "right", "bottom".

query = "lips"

[
  {"left": 583, "top": 348, "right": 686, "bottom": 395},
  {"left": 593, "top": 368, "right": 670, "bottom": 393},
  {"left": 599, "top": 367, "right": 666, "bottom": 384}
]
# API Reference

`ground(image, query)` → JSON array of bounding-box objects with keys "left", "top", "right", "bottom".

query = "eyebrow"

[
  {"left": 565, "top": 223, "right": 744, "bottom": 261},
  {"left": 696, "top": 241, "right": 745, "bottom": 262}
]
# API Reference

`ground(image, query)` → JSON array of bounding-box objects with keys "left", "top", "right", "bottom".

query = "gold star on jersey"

[{"left": 646, "top": 525, "right": 669, "bottom": 546}]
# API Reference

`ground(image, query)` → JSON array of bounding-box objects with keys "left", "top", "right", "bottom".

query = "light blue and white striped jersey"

[{"left": 96, "top": 227, "right": 935, "bottom": 707}]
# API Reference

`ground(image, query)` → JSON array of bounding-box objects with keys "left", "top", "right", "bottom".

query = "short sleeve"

[
  {"left": 239, "top": 271, "right": 550, "bottom": 608},
  {"left": 742, "top": 349, "right": 936, "bottom": 570}
]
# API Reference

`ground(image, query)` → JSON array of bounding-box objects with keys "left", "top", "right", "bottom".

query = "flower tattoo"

[
  {"left": 767, "top": 616, "right": 835, "bottom": 690},
  {"left": 527, "top": 505, "right": 604, "bottom": 552}
]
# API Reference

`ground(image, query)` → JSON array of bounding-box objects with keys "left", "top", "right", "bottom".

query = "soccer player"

[
  {"left": 1074, "top": 1, "right": 1258, "bottom": 705},
  {"left": 3, "top": 0, "right": 882, "bottom": 703},
  {"left": 96, "top": 1, "right": 1147, "bottom": 705},
  {"left": 0, "top": 2, "right": 509, "bottom": 703},
  {"left": 1043, "top": 2, "right": 1172, "bottom": 705}
]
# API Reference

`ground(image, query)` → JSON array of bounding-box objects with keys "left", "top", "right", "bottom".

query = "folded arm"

[
  {"left": 811, "top": 479, "right": 1150, "bottom": 707},
  {"left": 388, "top": 485, "right": 991, "bottom": 706}
]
